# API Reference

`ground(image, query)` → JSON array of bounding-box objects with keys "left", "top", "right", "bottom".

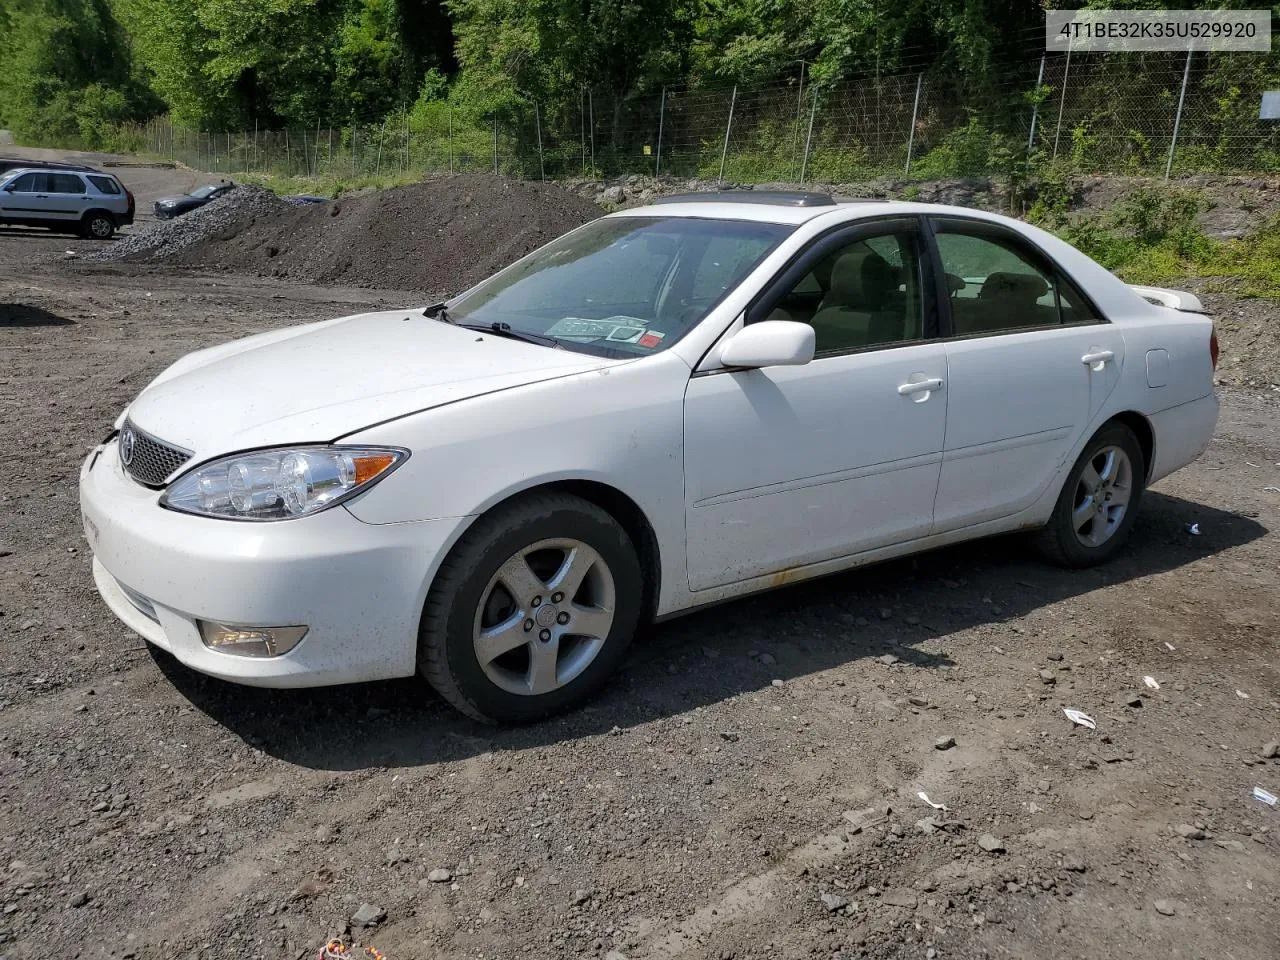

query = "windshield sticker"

[
  {"left": 606, "top": 326, "right": 646, "bottom": 342},
  {"left": 546, "top": 316, "right": 652, "bottom": 343},
  {"left": 637, "top": 331, "right": 665, "bottom": 349}
]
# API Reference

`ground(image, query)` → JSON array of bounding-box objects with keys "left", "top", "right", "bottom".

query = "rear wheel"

[
  {"left": 1035, "top": 422, "right": 1145, "bottom": 567},
  {"left": 81, "top": 212, "right": 115, "bottom": 239},
  {"left": 418, "top": 493, "right": 643, "bottom": 724}
]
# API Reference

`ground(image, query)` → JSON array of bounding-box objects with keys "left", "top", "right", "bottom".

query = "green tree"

[{"left": 0, "top": 0, "right": 159, "bottom": 145}]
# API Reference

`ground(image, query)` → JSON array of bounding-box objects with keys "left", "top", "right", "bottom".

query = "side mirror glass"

[{"left": 719, "top": 320, "right": 815, "bottom": 369}]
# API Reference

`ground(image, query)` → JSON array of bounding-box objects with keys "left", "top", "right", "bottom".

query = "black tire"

[
  {"left": 1035, "top": 422, "right": 1146, "bottom": 568},
  {"left": 80, "top": 211, "right": 115, "bottom": 239},
  {"left": 418, "top": 493, "right": 643, "bottom": 724}
]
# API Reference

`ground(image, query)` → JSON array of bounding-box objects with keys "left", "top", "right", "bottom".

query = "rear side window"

[
  {"left": 933, "top": 224, "right": 1099, "bottom": 335},
  {"left": 49, "top": 173, "right": 85, "bottom": 194},
  {"left": 87, "top": 175, "right": 121, "bottom": 195}
]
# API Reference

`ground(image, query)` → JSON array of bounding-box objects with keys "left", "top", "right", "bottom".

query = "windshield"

[{"left": 448, "top": 216, "right": 791, "bottom": 356}]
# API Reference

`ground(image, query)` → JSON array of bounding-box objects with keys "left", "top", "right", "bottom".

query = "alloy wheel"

[
  {"left": 472, "top": 538, "right": 616, "bottom": 696},
  {"left": 1071, "top": 445, "right": 1134, "bottom": 548}
]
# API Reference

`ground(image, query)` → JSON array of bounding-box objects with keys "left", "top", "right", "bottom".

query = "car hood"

[
  {"left": 125, "top": 308, "right": 622, "bottom": 457},
  {"left": 155, "top": 196, "right": 191, "bottom": 206}
]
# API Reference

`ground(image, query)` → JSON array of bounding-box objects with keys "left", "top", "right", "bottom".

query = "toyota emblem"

[{"left": 120, "top": 426, "right": 136, "bottom": 466}]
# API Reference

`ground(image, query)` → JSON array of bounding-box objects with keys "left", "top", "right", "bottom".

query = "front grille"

[{"left": 119, "top": 420, "right": 192, "bottom": 487}]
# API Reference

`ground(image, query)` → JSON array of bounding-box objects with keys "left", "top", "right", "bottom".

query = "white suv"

[{"left": 0, "top": 167, "right": 135, "bottom": 238}]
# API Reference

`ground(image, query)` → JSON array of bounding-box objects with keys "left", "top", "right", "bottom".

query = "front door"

[
  {"left": 929, "top": 217, "right": 1126, "bottom": 532},
  {"left": 683, "top": 220, "right": 947, "bottom": 592},
  {"left": 0, "top": 171, "right": 48, "bottom": 220}
]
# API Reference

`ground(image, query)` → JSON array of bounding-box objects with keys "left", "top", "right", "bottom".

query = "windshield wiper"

[
  {"left": 459, "top": 321, "right": 562, "bottom": 349},
  {"left": 423, "top": 301, "right": 453, "bottom": 323}
]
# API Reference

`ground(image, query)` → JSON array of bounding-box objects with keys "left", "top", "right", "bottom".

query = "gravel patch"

[{"left": 85, "top": 185, "right": 289, "bottom": 263}]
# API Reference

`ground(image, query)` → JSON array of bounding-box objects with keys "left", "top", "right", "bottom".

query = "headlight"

[{"left": 159, "top": 446, "right": 407, "bottom": 521}]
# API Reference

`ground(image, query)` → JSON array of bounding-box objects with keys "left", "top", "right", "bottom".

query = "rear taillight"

[{"left": 1209, "top": 328, "right": 1219, "bottom": 370}]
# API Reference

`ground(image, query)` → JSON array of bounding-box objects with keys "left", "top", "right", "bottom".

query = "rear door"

[
  {"left": 928, "top": 217, "right": 1124, "bottom": 532},
  {"left": 46, "top": 173, "right": 89, "bottom": 220}
]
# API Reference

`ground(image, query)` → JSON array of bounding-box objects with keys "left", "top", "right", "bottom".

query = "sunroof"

[{"left": 651, "top": 191, "right": 837, "bottom": 208}]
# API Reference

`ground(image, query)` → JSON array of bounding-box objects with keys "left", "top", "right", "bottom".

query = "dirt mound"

[{"left": 169, "top": 175, "right": 602, "bottom": 295}]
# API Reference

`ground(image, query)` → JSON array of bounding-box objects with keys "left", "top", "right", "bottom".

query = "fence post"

[
  {"left": 588, "top": 90, "right": 596, "bottom": 174},
  {"left": 791, "top": 61, "right": 807, "bottom": 178},
  {"left": 904, "top": 73, "right": 923, "bottom": 175},
  {"left": 535, "top": 100, "right": 545, "bottom": 180},
  {"left": 1165, "top": 49, "right": 1193, "bottom": 180},
  {"left": 253, "top": 119, "right": 259, "bottom": 172},
  {"left": 352, "top": 124, "right": 358, "bottom": 177},
  {"left": 1052, "top": 41, "right": 1073, "bottom": 160},
  {"left": 1027, "top": 54, "right": 1046, "bottom": 152},
  {"left": 655, "top": 86, "right": 666, "bottom": 176},
  {"left": 718, "top": 84, "right": 738, "bottom": 185},
  {"left": 799, "top": 87, "right": 818, "bottom": 186},
  {"left": 375, "top": 119, "right": 386, "bottom": 176},
  {"left": 448, "top": 106, "right": 454, "bottom": 174},
  {"left": 328, "top": 127, "right": 333, "bottom": 169},
  {"left": 403, "top": 106, "right": 410, "bottom": 174},
  {"left": 492, "top": 113, "right": 499, "bottom": 175}
]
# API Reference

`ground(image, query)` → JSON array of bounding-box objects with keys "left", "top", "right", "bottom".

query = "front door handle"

[
  {"left": 898, "top": 377, "right": 945, "bottom": 398},
  {"left": 1081, "top": 349, "right": 1114, "bottom": 370}
]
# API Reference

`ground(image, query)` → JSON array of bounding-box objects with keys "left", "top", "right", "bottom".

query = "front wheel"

[
  {"left": 418, "top": 493, "right": 643, "bottom": 724},
  {"left": 1035, "top": 422, "right": 1146, "bottom": 567}
]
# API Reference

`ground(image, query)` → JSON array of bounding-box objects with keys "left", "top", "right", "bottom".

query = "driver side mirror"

[{"left": 719, "top": 320, "right": 815, "bottom": 369}]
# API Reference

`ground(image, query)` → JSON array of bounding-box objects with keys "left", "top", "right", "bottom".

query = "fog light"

[{"left": 198, "top": 621, "right": 307, "bottom": 657}]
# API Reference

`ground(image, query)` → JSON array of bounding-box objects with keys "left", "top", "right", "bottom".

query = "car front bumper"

[{"left": 79, "top": 440, "right": 469, "bottom": 687}]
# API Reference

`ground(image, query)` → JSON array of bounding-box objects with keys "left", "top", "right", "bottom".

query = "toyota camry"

[{"left": 80, "top": 191, "right": 1219, "bottom": 723}]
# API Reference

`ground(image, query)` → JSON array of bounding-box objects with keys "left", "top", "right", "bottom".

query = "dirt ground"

[{"left": 2, "top": 159, "right": 1279, "bottom": 960}]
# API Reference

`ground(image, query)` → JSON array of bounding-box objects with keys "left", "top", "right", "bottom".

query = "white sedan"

[{"left": 80, "top": 192, "right": 1219, "bottom": 723}]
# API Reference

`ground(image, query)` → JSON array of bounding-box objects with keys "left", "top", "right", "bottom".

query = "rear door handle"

[
  {"left": 1081, "top": 349, "right": 1114, "bottom": 368},
  {"left": 898, "top": 377, "right": 945, "bottom": 396}
]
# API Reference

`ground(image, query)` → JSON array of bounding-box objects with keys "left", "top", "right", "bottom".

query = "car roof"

[
  {"left": 611, "top": 196, "right": 1026, "bottom": 228},
  {"left": 0, "top": 159, "right": 102, "bottom": 173},
  {"left": 1, "top": 165, "right": 109, "bottom": 179}
]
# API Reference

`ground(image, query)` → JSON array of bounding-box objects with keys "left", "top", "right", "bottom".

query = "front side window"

[
  {"left": 9, "top": 173, "right": 43, "bottom": 192},
  {"left": 760, "top": 230, "right": 924, "bottom": 354},
  {"left": 449, "top": 217, "right": 791, "bottom": 356},
  {"left": 934, "top": 226, "right": 1097, "bottom": 334}
]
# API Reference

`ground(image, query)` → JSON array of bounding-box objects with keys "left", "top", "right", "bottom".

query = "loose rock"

[
  {"left": 934, "top": 736, "right": 956, "bottom": 751},
  {"left": 427, "top": 868, "right": 453, "bottom": 883},
  {"left": 977, "top": 834, "right": 1006, "bottom": 853},
  {"left": 1153, "top": 899, "right": 1178, "bottom": 917},
  {"left": 821, "top": 892, "right": 849, "bottom": 912},
  {"left": 351, "top": 903, "right": 386, "bottom": 926}
]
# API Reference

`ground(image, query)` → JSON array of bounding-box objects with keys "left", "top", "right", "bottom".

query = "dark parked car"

[
  {"left": 153, "top": 182, "right": 235, "bottom": 219},
  {"left": 0, "top": 157, "right": 102, "bottom": 175}
]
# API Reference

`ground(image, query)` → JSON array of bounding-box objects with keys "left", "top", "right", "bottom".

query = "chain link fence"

[{"left": 124, "top": 50, "right": 1279, "bottom": 185}]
